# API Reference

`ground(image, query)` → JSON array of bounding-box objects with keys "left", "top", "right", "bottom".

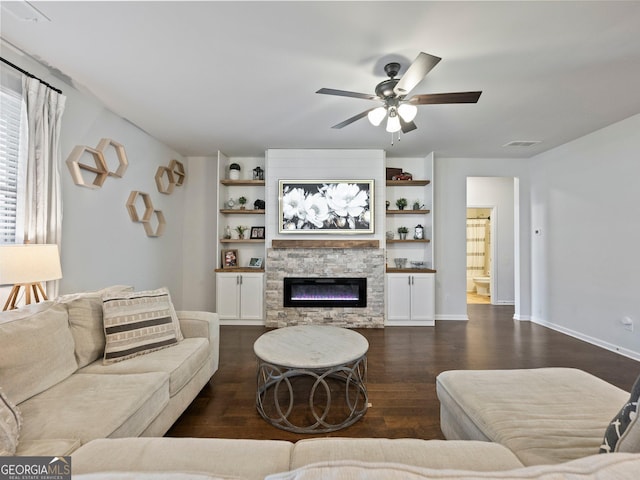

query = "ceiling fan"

[{"left": 317, "top": 52, "right": 482, "bottom": 134}]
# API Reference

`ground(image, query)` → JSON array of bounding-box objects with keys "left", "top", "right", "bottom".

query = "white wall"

[
  {"left": 1, "top": 47, "right": 188, "bottom": 307},
  {"left": 434, "top": 157, "right": 530, "bottom": 320},
  {"left": 181, "top": 156, "right": 218, "bottom": 311},
  {"left": 467, "top": 177, "right": 515, "bottom": 305},
  {"left": 530, "top": 113, "right": 640, "bottom": 359}
]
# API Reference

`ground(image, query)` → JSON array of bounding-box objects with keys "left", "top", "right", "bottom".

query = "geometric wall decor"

[
  {"left": 155, "top": 159, "right": 186, "bottom": 194},
  {"left": 155, "top": 166, "right": 176, "bottom": 194},
  {"left": 66, "top": 138, "right": 128, "bottom": 188},
  {"left": 66, "top": 145, "right": 109, "bottom": 189},
  {"left": 143, "top": 210, "right": 166, "bottom": 237},
  {"left": 125, "top": 190, "right": 165, "bottom": 237},
  {"left": 169, "top": 159, "right": 186, "bottom": 186},
  {"left": 96, "top": 138, "right": 128, "bottom": 177},
  {"left": 126, "top": 191, "right": 153, "bottom": 222}
]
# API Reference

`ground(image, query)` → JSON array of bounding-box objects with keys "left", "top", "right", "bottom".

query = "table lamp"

[{"left": 0, "top": 244, "right": 62, "bottom": 311}]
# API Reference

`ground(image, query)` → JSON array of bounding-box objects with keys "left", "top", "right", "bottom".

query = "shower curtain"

[{"left": 466, "top": 219, "right": 489, "bottom": 289}]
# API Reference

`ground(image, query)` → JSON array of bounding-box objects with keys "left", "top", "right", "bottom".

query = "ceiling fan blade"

[
  {"left": 408, "top": 91, "right": 482, "bottom": 105},
  {"left": 316, "top": 88, "right": 378, "bottom": 101},
  {"left": 394, "top": 52, "right": 442, "bottom": 97},
  {"left": 331, "top": 108, "right": 376, "bottom": 129},
  {"left": 400, "top": 118, "right": 417, "bottom": 134}
]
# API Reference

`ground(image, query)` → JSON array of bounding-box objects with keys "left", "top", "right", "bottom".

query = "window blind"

[{"left": 0, "top": 84, "right": 24, "bottom": 244}]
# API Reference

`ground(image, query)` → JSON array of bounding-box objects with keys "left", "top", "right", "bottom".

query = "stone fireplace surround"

[{"left": 266, "top": 242, "right": 384, "bottom": 328}]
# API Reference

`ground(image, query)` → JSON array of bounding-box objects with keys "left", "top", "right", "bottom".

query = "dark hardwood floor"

[{"left": 167, "top": 305, "right": 640, "bottom": 442}]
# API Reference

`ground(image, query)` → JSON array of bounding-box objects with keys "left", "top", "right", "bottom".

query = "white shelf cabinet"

[
  {"left": 386, "top": 273, "right": 435, "bottom": 326},
  {"left": 215, "top": 152, "right": 266, "bottom": 325},
  {"left": 216, "top": 272, "right": 264, "bottom": 324}
]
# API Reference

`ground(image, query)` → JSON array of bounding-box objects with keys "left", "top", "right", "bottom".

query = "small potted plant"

[
  {"left": 229, "top": 163, "right": 241, "bottom": 180},
  {"left": 238, "top": 196, "right": 247, "bottom": 210},
  {"left": 396, "top": 198, "right": 408, "bottom": 210},
  {"left": 235, "top": 225, "right": 248, "bottom": 239},
  {"left": 397, "top": 226, "right": 409, "bottom": 240}
]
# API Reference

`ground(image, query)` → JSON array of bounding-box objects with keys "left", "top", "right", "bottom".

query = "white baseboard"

[
  {"left": 513, "top": 314, "right": 531, "bottom": 321},
  {"left": 219, "top": 319, "right": 265, "bottom": 326},
  {"left": 531, "top": 316, "right": 640, "bottom": 362},
  {"left": 435, "top": 314, "right": 469, "bottom": 321},
  {"left": 385, "top": 320, "right": 435, "bottom": 327}
]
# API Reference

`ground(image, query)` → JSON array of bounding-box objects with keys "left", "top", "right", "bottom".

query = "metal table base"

[{"left": 256, "top": 355, "right": 368, "bottom": 433}]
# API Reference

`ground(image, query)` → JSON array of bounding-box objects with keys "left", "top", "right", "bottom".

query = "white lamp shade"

[
  {"left": 0, "top": 244, "right": 62, "bottom": 285},
  {"left": 386, "top": 113, "right": 401, "bottom": 133},
  {"left": 367, "top": 107, "right": 387, "bottom": 126},
  {"left": 398, "top": 103, "right": 418, "bottom": 122}
]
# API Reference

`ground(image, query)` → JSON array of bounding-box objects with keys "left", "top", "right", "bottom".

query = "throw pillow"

[
  {"left": 0, "top": 387, "right": 22, "bottom": 456},
  {"left": 600, "top": 373, "right": 640, "bottom": 453},
  {"left": 57, "top": 285, "right": 134, "bottom": 367},
  {"left": 102, "top": 287, "right": 183, "bottom": 364}
]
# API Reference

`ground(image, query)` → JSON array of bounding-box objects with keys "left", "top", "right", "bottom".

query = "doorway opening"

[
  {"left": 466, "top": 177, "right": 517, "bottom": 308},
  {"left": 466, "top": 207, "right": 493, "bottom": 304}
]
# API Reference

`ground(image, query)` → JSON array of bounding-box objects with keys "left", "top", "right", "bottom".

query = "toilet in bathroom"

[{"left": 473, "top": 276, "right": 491, "bottom": 296}]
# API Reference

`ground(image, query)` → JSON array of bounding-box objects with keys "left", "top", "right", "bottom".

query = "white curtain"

[
  {"left": 21, "top": 76, "right": 66, "bottom": 297},
  {"left": 467, "top": 219, "right": 489, "bottom": 276}
]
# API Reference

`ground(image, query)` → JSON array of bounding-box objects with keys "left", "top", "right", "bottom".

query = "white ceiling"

[{"left": 2, "top": 1, "right": 640, "bottom": 158}]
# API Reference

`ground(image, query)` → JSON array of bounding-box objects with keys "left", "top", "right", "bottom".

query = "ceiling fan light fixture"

[
  {"left": 385, "top": 109, "right": 401, "bottom": 133},
  {"left": 367, "top": 106, "right": 387, "bottom": 126},
  {"left": 398, "top": 103, "right": 418, "bottom": 122}
]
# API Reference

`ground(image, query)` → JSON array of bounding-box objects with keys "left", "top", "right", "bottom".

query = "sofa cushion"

[
  {"left": 72, "top": 437, "right": 294, "bottom": 480},
  {"left": 57, "top": 285, "right": 133, "bottom": 367},
  {"left": 0, "top": 387, "right": 22, "bottom": 455},
  {"left": 18, "top": 372, "right": 169, "bottom": 444},
  {"left": 102, "top": 288, "right": 184, "bottom": 364},
  {"left": 601, "top": 373, "right": 640, "bottom": 453},
  {"left": 436, "top": 368, "right": 629, "bottom": 466},
  {"left": 291, "top": 438, "right": 523, "bottom": 471},
  {"left": 79, "top": 337, "right": 210, "bottom": 396},
  {"left": 75, "top": 474, "right": 239, "bottom": 480},
  {"left": 0, "top": 302, "right": 78, "bottom": 404},
  {"left": 16, "top": 438, "right": 81, "bottom": 456},
  {"left": 266, "top": 454, "right": 640, "bottom": 480}
]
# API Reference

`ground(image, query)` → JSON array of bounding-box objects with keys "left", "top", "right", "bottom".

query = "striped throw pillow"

[{"left": 102, "top": 287, "right": 183, "bottom": 364}]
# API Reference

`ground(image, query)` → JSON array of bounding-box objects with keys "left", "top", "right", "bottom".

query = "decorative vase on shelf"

[
  {"left": 229, "top": 163, "right": 241, "bottom": 180},
  {"left": 224, "top": 226, "right": 232, "bottom": 239}
]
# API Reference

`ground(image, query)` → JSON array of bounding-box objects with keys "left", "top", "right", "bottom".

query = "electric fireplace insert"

[{"left": 283, "top": 277, "right": 367, "bottom": 308}]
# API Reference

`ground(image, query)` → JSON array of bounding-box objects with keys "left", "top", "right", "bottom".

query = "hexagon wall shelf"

[
  {"left": 143, "top": 210, "right": 166, "bottom": 237},
  {"left": 155, "top": 166, "right": 176, "bottom": 194},
  {"left": 169, "top": 159, "right": 186, "bottom": 186},
  {"left": 126, "top": 191, "right": 154, "bottom": 223},
  {"left": 66, "top": 145, "right": 109, "bottom": 188},
  {"left": 126, "top": 191, "right": 166, "bottom": 237},
  {"left": 96, "top": 138, "right": 128, "bottom": 177}
]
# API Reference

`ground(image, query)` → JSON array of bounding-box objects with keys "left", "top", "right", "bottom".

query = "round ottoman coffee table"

[{"left": 254, "top": 325, "right": 369, "bottom": 433}]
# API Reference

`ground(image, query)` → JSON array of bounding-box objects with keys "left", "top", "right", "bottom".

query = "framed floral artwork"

[{"left": 278, "top": 180, "right": 374, "bottom": 234}]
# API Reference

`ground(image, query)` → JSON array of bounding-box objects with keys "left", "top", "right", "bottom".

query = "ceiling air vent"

[{"left": 503, "top": 140, "right": 541, "bottom": 148}]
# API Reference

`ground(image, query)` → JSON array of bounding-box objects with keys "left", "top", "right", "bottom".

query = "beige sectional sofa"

[
  {"left": 3, "top": 292, "right": 639, "bottom": 478},
  {"left": 0, "top": 288, "right": 219, "bottom": 457},
  {"left": 68, "top": 368, "right": 639, "bottom": 479}
]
